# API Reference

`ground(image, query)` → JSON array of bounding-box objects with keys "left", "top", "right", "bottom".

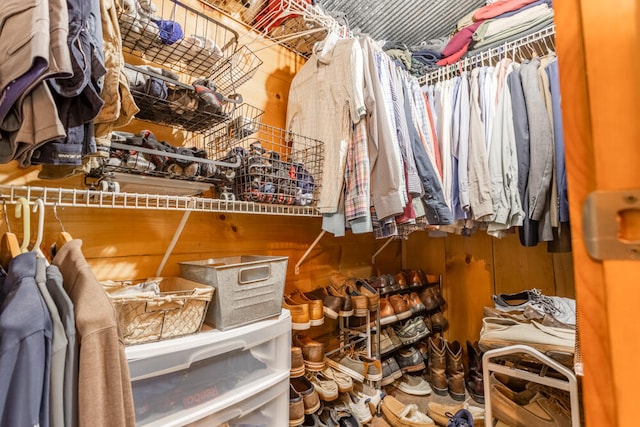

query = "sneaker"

[
  {"left": 339, "top": 392, "right": 373, "bottom": 424},
  {"left": 396, "top": 318, "right": 430, "bottom": 345},
  {"left": 479, "top": 317, "right": 575, "bottom": 355},
  {"left": 321, "top": 366, "right": 353, "bottom": 393},
  {"left": 376, "top": 329, "right": 396, "bottom": 355},
  {"left": 381, "top": 395, "right": 435, "bottom": 426},
  {"left": 381, "top": 357, "right": 403, "bottom": 386},
  {"left": 493, "top": 288, "right": 576, "bottom": 326},
  {"left": 326, "top": 353, "right": 382, "bottom": 382},
  {"left": 306, "top": 372, "right": 339, "bottom": 402},
  {"left": 318, "top": 407, "right": 340, "bottom": 427},
  {"left": 427, "top": 402, "right": 484, "bottom": 426},
  {"left": 446, "top": 409, "right": 475, "bottom": 427},
  {"left": 396, "top": 347, "right": 426, "bottom": 373},
  {"left": 394, "top": 374, "right": 432, "bottom": 396}
]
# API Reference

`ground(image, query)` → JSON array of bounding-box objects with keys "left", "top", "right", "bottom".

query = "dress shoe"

[
  {"left": 327, "top": 285, "right": 354, "bottom": 317},
  {"left": 466, "top": 341, "right": 485, "bottom": 404},
  {"left": 291, "top": 376, "right": 321, "bottom": 414},
  {"left": 385, "top": 273, "right": 403, "bottom": 292},
  {"left": 288, "top": 290, "right": 325, "bottom": 326},
  {"left": 446, "top": 340, "right": 466, "bottom": 401},
  {"left": 381, "top": 356, "right": 403, "bottom": 385},
  {"left": 357, "top": 281, "right": 380, "bottom": 311},
  {"left": 430, "top": 310, "right": 449, "bottom": 333},
  {"left": 380, "top": 296, "right": 399, "bottom": 325},
  {"left": 428, "top": 336, "right": 448, "bottom": 396},
  {"left": 408, "top": 292, "right": 426, "bottom": 313},
  {"left": 368, "top": 275, "right": 393, "bottom": 295},
  {"left": 420, "top": 286, "right": 443, "bottom": 311},
  {"left": 396, "top": 346, "right": 426, "bottom": 373},
  {"left": 395, "top": 271, "right": 409, "bottom": 290},
  {"left": 291, "top": 346, "right": 305, "bottom": 377},
  {"left": 283, "top": 298, "right": 310, "bottom": 330},
  {"left": 293, "top": 333, "right": 326, "bottom": 371},
  {"left": 289, "top": 383, "right": 305, "bottom": 426},
  {"left": 305, "top": 287, "right": 343, "bottom": 320},
  {"left": 390, "top": 294, "right": 413, "bottom": 320},
  {"left": 405, "top": 269, "right": 426, "bottom": 288},
  {"left": 330, "top": 273, "right": 368, "bottom": 317}
]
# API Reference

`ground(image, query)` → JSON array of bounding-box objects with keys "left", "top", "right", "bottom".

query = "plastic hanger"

[
  {"left": 32, "top": 199, "right": 49, "bottom": 264},
  {"left": 0, "top": 200, "right": 21, "bottom": 269},
  {"left": 14, "top": 197, "right": 30, "bottom": 253},
  {"left": 53, "top": 203, "right": 72, "bottom": 255}
]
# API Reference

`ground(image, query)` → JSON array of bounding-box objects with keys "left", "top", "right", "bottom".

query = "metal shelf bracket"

[
  {"left": 294, "top": 230, "right": 326, "bottom": 274},
  {"left": 372, "top": 236, "right": 395, "bottom": 264}
]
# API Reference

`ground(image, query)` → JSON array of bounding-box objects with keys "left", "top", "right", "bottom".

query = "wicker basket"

[{"left": 104, "top": 277, "right": 214, "bottom": 345}]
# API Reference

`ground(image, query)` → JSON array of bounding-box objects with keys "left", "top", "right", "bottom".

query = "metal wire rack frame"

[{"left": 0, "top": 185, "right": 321, "bottom": 216}]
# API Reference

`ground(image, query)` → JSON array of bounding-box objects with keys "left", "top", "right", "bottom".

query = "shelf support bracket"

[
  {"left": 372, "top": 236, "right": 395, "bottom": 264},
  {"left": 295, "top": 230, "right": 326, "bottom": 275},
  {"left": 155, "top": 201, "right": 194, "bottom": 277}
]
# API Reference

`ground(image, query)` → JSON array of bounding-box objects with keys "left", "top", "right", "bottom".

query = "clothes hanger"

[
  {"left": 53, "top": 203, "right": 72, "bottom": 255},
  {"left": 31, "top": 199, "right": 49, "bottom": 264},
  {"left": 0, "top": 200, "right": 21, "bottom": 269},
  {"left": 14, "top": 197, "right": 30, "bottom": 253}
]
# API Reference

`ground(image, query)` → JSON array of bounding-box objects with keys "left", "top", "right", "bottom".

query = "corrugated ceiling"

[{"left": 317, "top": 0, "right": 486, "bottom": 47}]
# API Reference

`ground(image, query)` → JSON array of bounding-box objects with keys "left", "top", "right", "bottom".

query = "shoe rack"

[{"left": 482, "top": 344, "right": 581, "bottom": 427}]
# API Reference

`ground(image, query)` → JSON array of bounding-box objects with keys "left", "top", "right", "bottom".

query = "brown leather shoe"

[
  {"left": 327, "top": 285, "right": 354, "bottom": 317},
  {"left": 446, "top": 340, "right": 466, "bottom": 401},
  {"left": 430, "top": 310, "right": 449, "bottom": 333},
  {"left": 291, "top": 346, "right": 305, "bottom": 378},
  {"left": 283, "top": 298, "right": 310, "bottom": 330},
  {"left": 291, "top": 376, "right": 321, "bottom": 414},
  {"left": 395, "top": 271, "right": 409, "bottom": 290},
  {"left": 380, "top": 296, "right": 399, "bottom": 325},
  {"left": 343, "top": 281, "right": 369, "bottom": 317},
  {"left": 358, "top": 281, "right": 380, "bottom": 311},
  {"left": 288, "top": 290, "right": 325, "bottom": 326},
  {"left": 405, "top": 269, "right": 425, "bottom": 288},
  {"left": 419, "top": 287, "right": 442, "bottom": 311},
  {"left": 428, "top": 336, "right": 448, "bottom": 396},
  {"left": 466, "top": 341, "right": 485, "bottom": 404},
  {"left": 407, "top": 292, "right": 426, "bottom": 314},
  {"left": 305, "top": 287, "right": 343, "bottom": 320},
  {"left": 293, "top": 333, "right": 326, "bottom": 371},
  {"left": 289, "top": 383, "right": 305, "bottom": 426},
  {"left": 389, "top": 294, "right": 412, "bottom": 320}
]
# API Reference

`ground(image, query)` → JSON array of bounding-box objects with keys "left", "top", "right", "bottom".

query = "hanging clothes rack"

[{"left": 418, "top": 24, "right": 556, "bottom": 86}]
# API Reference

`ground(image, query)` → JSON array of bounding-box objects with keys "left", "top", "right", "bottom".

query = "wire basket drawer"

[
  {"left": 118, "top": 0, "right": 238, "bottom": 77},
  {"left": 207, "top": 122, "right": 324, "bottom": 207}
]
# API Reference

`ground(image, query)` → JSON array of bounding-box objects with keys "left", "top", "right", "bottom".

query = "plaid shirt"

[{"left": 345, "top": 119, "right": 371, "bottom": 222}]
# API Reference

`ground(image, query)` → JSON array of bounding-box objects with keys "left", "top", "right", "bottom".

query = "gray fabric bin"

[{"left": 179, "top": 255, "right": 287, "bottom": 330}]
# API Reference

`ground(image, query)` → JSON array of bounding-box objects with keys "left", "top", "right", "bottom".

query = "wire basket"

[
  {"left": 208, "top": 45, "right": 264, "bottom": 96},
  {"left": 118, "top": 0, "right": 238, "bottom": 77},
  {"left": 125, "top": 64, "right": 237, "bottom": 133},
  {"left": 207, "top": 122, "right": 324, "bottom": 207}
]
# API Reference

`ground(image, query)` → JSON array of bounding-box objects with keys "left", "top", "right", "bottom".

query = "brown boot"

[
  {"left": 428, "top": 336, "right": 448, "bottom": 396},
  {"left": 446, "top": 340, "right": 466, "bottom": 401},
  {"left": 466, "top": 340, "right": 485, "bottom": 404}
]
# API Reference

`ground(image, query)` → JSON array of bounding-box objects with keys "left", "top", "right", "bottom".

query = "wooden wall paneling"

[
  {"left": 404, "top": 232, "right": 447, "bottom": 276},
  {"left": 491, "top": 233, "right": 556, "bottom": 297},
  {"left": 554, "top": 0, "right": 617, "bottom": 424},
  {"left": 443, "top": 233, "right": 495, "bottom": 346},
  {"left": 552, "top": 252, "right": 576, "bottom": 299},
  {"left": 576, "top": 0, "right": 640, "bottom": 425}
]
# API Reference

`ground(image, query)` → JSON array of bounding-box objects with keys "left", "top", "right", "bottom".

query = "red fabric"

[
  {"left": 254, "top": 0, "right": 312, "bottom": 31},
  {"left": 440, "top": 21, "right": 483, "bottom": 58},
  {"left": 423, "top": 94, "right": 443, "bottom": 178},
  {"left": 473, "top": 0, "right": 538, "bottom": 21},
  {"left": 436, "top": 43, "right": 469, "bottom": 66}
]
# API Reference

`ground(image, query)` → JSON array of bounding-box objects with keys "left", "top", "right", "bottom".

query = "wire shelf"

[
  {"left": 0, "top": 185, "right": 321, "bottom": 216},
  {"left": 118, "top": 0, "right": 239, "bottom": 77},
  {"left": 207, "top": 122, "right": 324, "bottom": 207}
]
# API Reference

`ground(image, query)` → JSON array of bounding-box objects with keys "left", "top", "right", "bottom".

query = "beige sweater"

[{"left": 53, "top": 240, "right": 135, "bottom": 427}]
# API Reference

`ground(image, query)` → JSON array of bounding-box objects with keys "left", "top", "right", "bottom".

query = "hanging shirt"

[
  {"left": 0, "top": 252, "right": 52, "bottom": 427},
  {"left": 287, "top": 38, "right": 366, "bottom": 215},
  {"left": 468, "top": 68, "right": 494, "bottom": 221}
]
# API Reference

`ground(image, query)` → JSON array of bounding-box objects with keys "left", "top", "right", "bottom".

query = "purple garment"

[
  {"left": 0, "top": 58, "right": 48, "bottom": 123},
  {"left": 441, "top": 21, "right": 484, "bottom": 58}
]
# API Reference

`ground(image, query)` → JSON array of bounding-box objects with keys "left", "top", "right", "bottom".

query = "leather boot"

[
  {"left": 445, "top": 340, "right": 466, "bottom": 401},
  {"left": 428, "top": 336, "right": 448, "bottom": 396},
  {"left": 466, "top": 340, "right": 485, "bottom": 404}
]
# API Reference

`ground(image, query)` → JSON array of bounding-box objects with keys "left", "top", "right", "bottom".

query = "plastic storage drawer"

[
  {"left": 186, "top": 375, "right": 289, "bottom": 426},
  {"left": 125, "top": 310, "right": 291, "bottom": 426}
]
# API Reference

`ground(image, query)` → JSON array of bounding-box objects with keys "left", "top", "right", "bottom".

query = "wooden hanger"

[
  {"left": 53, "top": 203, "right": 72, "bottom": 253},
  {"left": 0, "top": 200, "right": 21, "bottom": 270}
]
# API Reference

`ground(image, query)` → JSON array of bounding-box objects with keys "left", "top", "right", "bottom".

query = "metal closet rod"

[{"left": 419, "top": 24, "right": 556, "bottom": 85}]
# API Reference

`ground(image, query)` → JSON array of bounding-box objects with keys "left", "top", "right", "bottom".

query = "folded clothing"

[
  {"left": 473, "top": 0, "right": 539, "bottom": 21},
  {"left": 473, "top": 3, "right": 553, "bottom": 42}
]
